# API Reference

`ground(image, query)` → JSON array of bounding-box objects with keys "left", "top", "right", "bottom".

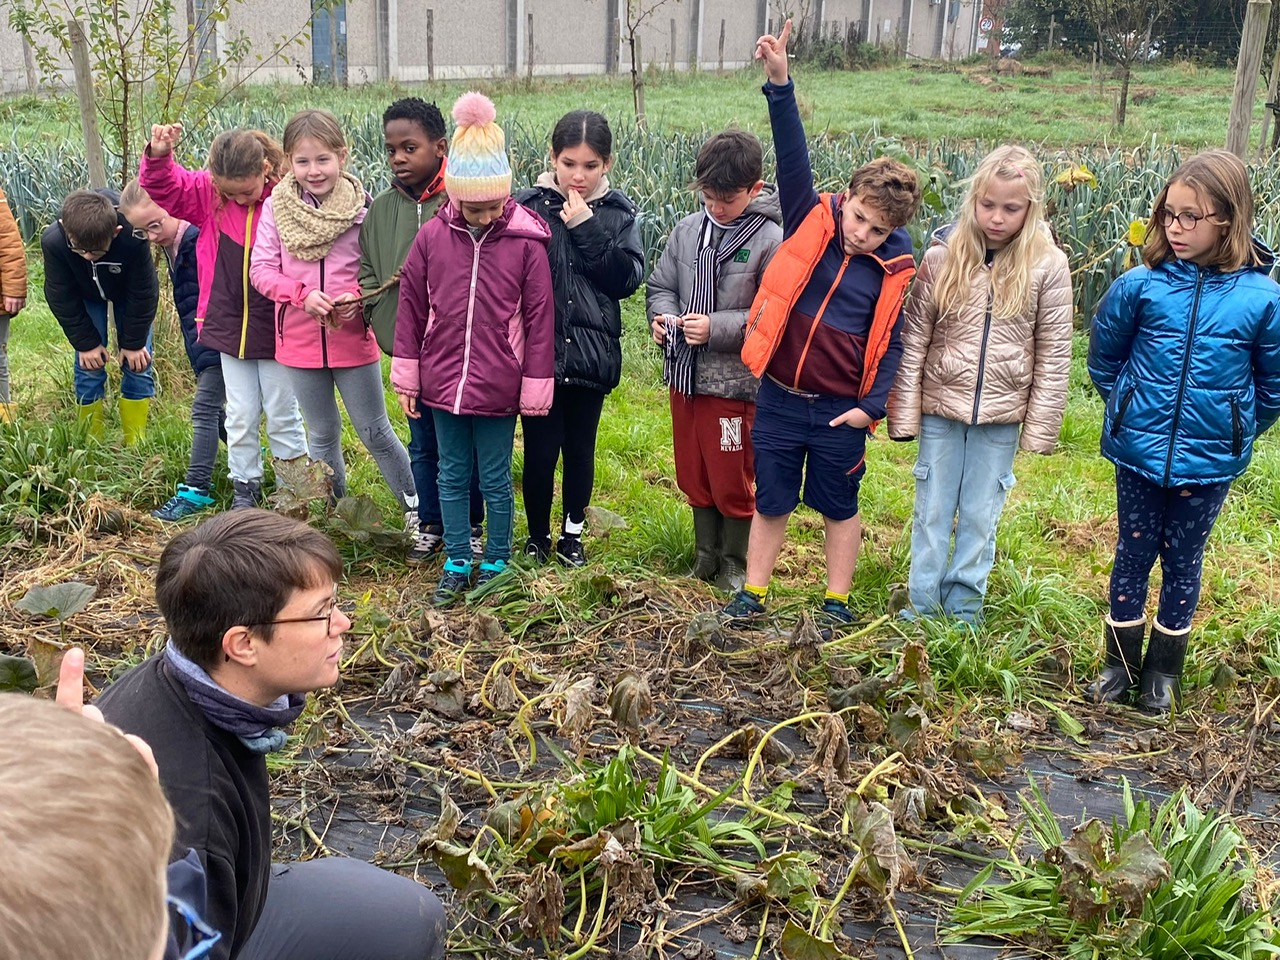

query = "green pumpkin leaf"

[
  {"left": 15, "top": 581, "right": 96, "bottom": 620},
  {"left": 0, "top": 654, "right": 38, "bottom": 693}
]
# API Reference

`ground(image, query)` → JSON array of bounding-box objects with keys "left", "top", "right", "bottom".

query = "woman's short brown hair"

[
  {"left": 0, "top": 694, "right": 174, "bottom": 960},
  {"left": 156, "top": 509, "right": 344, "bottom": 669}
]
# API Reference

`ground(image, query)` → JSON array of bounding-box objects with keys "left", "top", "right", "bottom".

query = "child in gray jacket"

[{"left": 648, "top": 131, "right": 783, "bottom": 592}]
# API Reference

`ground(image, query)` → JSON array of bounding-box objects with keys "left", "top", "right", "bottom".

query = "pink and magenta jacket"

[
  {"left": 392, "top": 198, "right": 554, "bottom": 417},
  {"left": 138, "top": 148, "right": 277, "bottom": 359},
  {"left": 249, "top": 193, "right": 379, "bottom": 369}
]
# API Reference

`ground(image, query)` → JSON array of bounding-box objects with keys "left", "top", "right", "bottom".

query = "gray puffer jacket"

[
  {"left": 887, "top": 223, "right": 1074, "bottom": 454},
  {"left": 646, "top": 187, "right": 784, "bottom": 401}
]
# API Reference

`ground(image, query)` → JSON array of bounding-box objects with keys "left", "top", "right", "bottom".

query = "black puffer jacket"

[{"left": 516, "top": 176, "right": 646, "bottom": 393}]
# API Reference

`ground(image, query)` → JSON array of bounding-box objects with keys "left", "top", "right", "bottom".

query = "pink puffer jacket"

[{"left": 249, "top": 193, "right": 378, "bottom": 369}]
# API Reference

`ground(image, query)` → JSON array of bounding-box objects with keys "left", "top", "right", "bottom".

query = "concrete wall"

[{"left": 0, "top": 0, "right": 975, "bottom": 96}]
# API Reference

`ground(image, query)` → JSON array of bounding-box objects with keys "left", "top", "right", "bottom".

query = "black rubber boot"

[
  {"left": 714, "top": 517, "right": 752, "bottom": 593},
  {"left": 691, "top": 507, "right": 721, "bottom": 582},
  {"left": 1084, "top": 617, "right": 1145, "bottom": 704},
  {"left": 1138, "top": 621, "right": 1190, "bottom": 713}
]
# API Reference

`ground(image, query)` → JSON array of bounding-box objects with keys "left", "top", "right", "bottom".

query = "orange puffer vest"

[{"left": 741, "top": 194, "right": 915, "bottom": 400}]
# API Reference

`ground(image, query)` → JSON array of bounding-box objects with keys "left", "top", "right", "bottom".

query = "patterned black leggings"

[{"left": 1109, "top": 465, "right": 1231, "bottom": 631}]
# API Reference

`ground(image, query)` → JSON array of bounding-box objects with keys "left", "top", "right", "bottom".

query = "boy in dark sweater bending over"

[{"left": 721, "top": 20, "right": 922, "bottom": 629}]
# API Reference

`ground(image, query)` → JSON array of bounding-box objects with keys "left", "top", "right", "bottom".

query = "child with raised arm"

[
  {"left": 393, "top": 92, "right": 555, "bottom": 607},
  {"left": 141, "top": 124, "right": 307, "bottom": 508},
  {"left": 647, "top": 130, "right": 783, "bottom": 592},
  {"left": 360, "top": 97, "right": 486, "bottom": 560},
  {"left": 515, "top": 110, "right": 645, "bottom": 567},
  {"left": 41, "top": 189, "right": 159, "bottom": 443},
  {"left": 120, "top": 180, "right": 226, "bottom": 520},
  {"left": 720, "top": 20, "right": 922, "bottom": 630},
  {"left": 0, "top": 183, "right": 26, "bottom": 422},
  {"left": 250, "top": 108, "right": 416, "bottom": 519},
  {"left": 1085, "top": 150, "right": 1280, "bottom": 713},
  {"left": 887, "top": 146, "right": 1073, "bottom": 624}
]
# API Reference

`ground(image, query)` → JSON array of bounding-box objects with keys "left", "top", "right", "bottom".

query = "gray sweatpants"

[
  {"left": 286, "top": 362, "right": 416, "bottom": 508},
  {"left": 238, "top": 858, "right": 446, "bottom": 960}
]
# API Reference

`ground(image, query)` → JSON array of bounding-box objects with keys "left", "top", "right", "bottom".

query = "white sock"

[{"left": 563, "top": 519, "right": 584, "bottom": 536}]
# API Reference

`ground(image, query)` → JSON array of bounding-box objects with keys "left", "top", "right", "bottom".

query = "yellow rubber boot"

[
  {"left": 119, "top": 397, "right": 150, "bottom": 446},
  {"left": 77, "top": 399, "right": 105, "bottom": 440},
  {"left": 0, "top": 402, "right": 13, "bottom": 424}
]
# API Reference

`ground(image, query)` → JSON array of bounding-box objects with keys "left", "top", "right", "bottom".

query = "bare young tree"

[
  {"left": 3, "top": 0, "right": 311, "bottom": 183},
  {"left": 623, "top": 0, "right": 679, "bottom": 127},
  {"left": 1078, "top": 0, "right": 1168, "bottom": 127}
]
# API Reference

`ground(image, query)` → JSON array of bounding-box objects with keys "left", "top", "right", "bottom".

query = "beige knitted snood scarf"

[{"left": 272, "top": 170, "right": 365, "bottom": 262}]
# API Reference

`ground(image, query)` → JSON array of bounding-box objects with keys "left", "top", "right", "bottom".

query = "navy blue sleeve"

[
  {"left": 41, "top": 227, "right": 100, "bottom": 351},
  {"left": 862, "top": 317, "right": 904, "bottom": 421},
  {"left": 763, "top": 79, "right": 820, "bottom": 239}
]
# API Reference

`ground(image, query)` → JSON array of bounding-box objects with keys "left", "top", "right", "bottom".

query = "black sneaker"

[
  {"left": 524, "top": 534, "right": 552, "bottom": 563},
  {"left": 720, "top": 589, "right": 766, "bottom": 624},
  {"left": 470, "top": 525, "right": 484, "bottom": 560},
  {"left": 408, "top": 523, "right": 444, "bottom": 564},
  {"left": 433, "top": 559, "right": 472, "bottom": 607},
  {"left": 231, "top": 479, "right": 262, "bottom": 510},
  {"left": 556, "top": 535, "right": 586, "bottom": 567}
]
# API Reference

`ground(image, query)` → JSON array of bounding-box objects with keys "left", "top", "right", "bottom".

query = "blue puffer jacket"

[
  {"left": 169, "top": 223, "right": 219, "bottom": 375},
  {"left": 1088, "top": 241, "right": 1280, "bottom": 486}
]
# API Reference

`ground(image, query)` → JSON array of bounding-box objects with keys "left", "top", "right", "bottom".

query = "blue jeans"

[
  {"left": 431, "top": 410, "right": 514, "bottom": 563},
  {"left": 407, "top": 400, "right": 484, "bottom": 528},
  {"left": 74, "top": 300, "right": 154, "bottom": 402},
  {"left": 907, "top": 415, "right": 1020, "bottom": 623}
]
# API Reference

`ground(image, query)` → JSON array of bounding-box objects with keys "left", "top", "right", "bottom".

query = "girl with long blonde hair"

[{"left": 888, "top": 144, "right": 1074, "bottom": 624}]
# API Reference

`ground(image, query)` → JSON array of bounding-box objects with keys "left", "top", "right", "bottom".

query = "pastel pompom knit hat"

[{"left": 444, "top": 92, "right": 512, "bottom": 203}]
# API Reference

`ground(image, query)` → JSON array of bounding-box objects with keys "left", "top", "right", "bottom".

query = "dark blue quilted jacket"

[
  {"left": 1088, "top": 240, "right": 1280, "bottom": 486},
  {"left": 170, "top": 224, "right": 219, "bottom": 375}
]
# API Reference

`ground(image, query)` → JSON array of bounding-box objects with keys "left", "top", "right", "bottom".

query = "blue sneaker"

[
  {"left": 152, "top": 484, "right": 216, "bottom": 521},
  {"left": 720, "top": 589, "right": 766, "bottom": 624},
  {"left": 474, "top": 559, "right": 509, "bottom": 590},
  {"left": 433, "top": 559, "right": 472, "bottom": 607},
  {"left": 816, "top": 598, "right": 856, "bottom": 640}
]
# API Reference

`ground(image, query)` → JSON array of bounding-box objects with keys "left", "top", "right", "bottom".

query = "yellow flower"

[
  {"left": 1054, "top": 165, "right": 1098, "bottom": 192},
  {"left": 1127, "top": 219, "right": 1149, "bottom": 246}
]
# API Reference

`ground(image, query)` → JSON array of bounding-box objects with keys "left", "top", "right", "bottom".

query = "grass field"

[
  {"left": 3, "top": 58, "right": 1279, "bottom": 959},
  {"left": 1, "top": 56, "right": 1271, "bottom": 150}
]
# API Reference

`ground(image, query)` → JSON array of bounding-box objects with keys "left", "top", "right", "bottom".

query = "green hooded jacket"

[{"left": 358, "top": 170, "right": 448, "bottom": 355}]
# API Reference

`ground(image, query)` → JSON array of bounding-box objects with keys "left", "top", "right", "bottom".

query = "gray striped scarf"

[{"left": 663, "top": 211, "right": 769, "bottom": 396}]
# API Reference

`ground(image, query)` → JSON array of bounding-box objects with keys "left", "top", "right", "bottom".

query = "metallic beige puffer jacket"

[{"left": 887, "top": 227, "right": 1074, "bottom": 454}]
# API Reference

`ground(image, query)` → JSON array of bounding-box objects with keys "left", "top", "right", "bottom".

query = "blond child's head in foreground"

[
  {"left": 1144, "top": 149, "right": 1258, "bottom": 272},
  {"left": 933, "top": 144, "right": 1050, "bottom": 320},
  {"left": 0, "top": 694, "right": 175, "bottom": 960},
  {"left": 841, "top": 157, "right": 921, "bottom": 257},
  {"left": 444, "top": 91, "right": 513, "bottom": 229}
]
